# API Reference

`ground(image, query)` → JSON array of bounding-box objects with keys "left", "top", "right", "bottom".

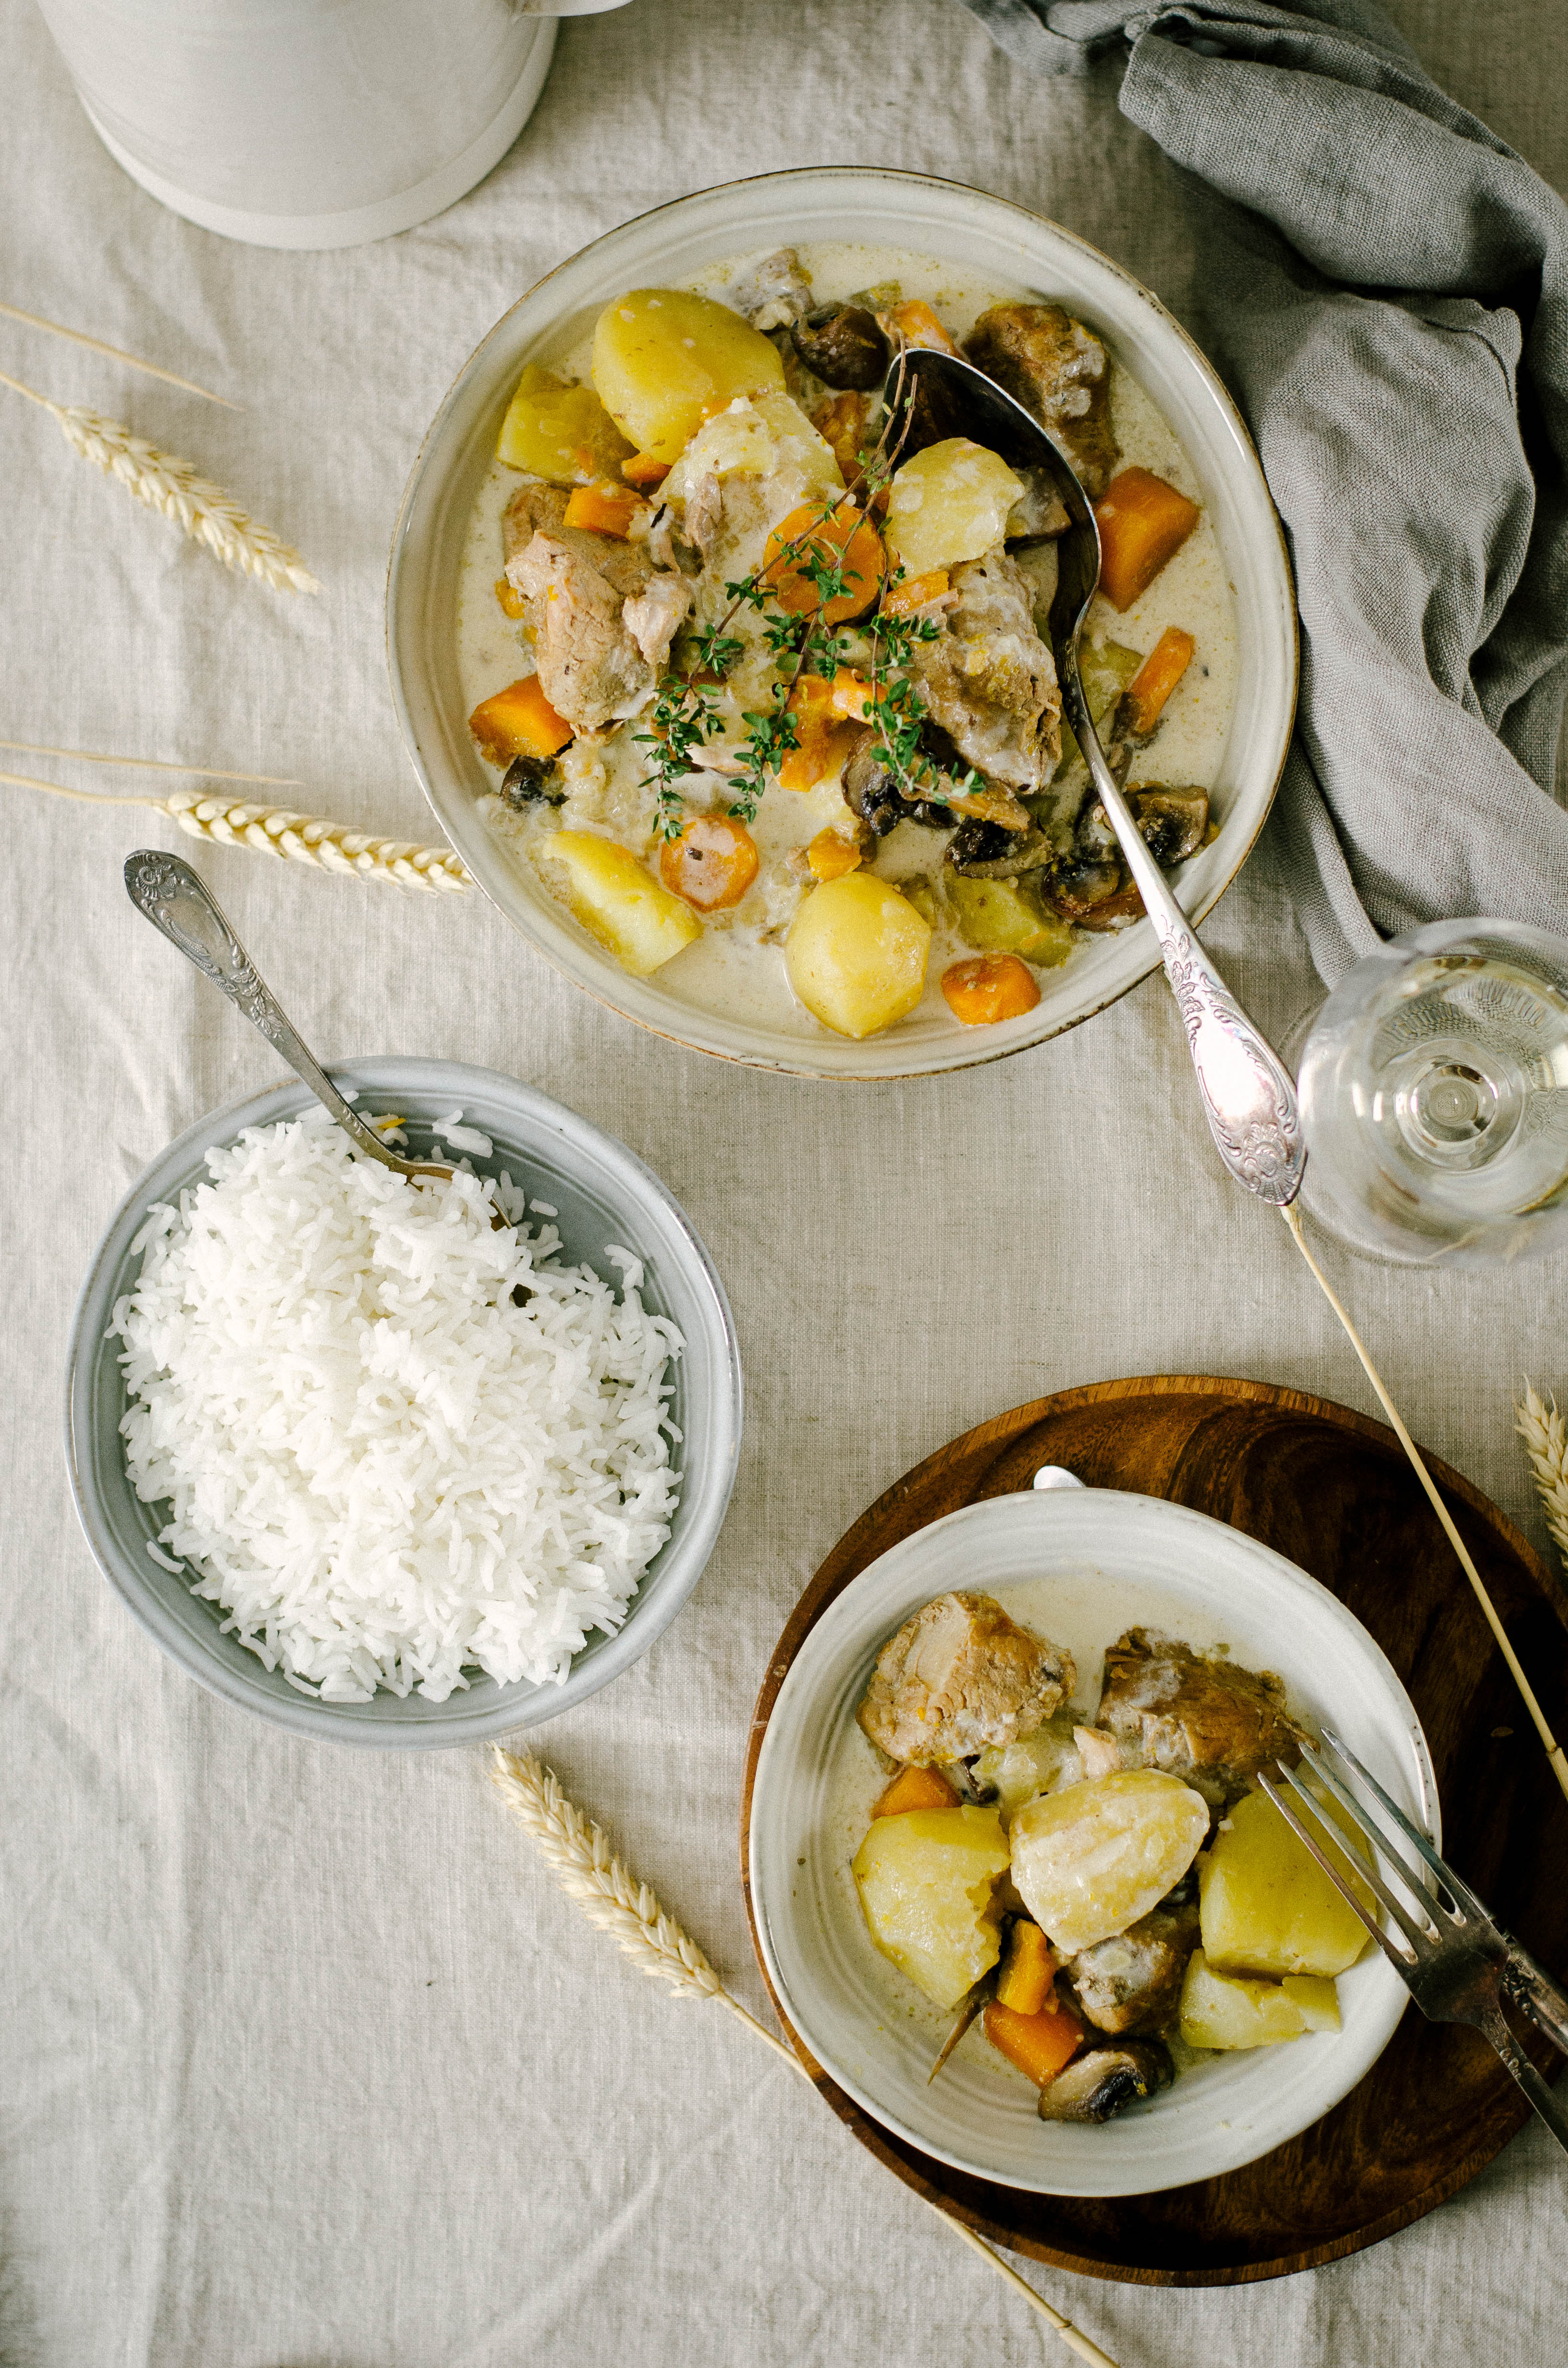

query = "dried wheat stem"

[
  {"left": 1517, "top": 1384, "right": 1568, "bottom": 1569},
  {"left": 1282, "top": 1202, "right": 1568, "bottom": 1803},
  {"left": 4, "top": 769, "right": 470, "bottom": 895},
  {"left": 0, "top": 298, "right": 237, "bottom": 407},
  {"left": 0, "top": 368, "right": 318, "bottom": 592},
  {"left": 0, "top": 738, "right": 299, "bottom": 786},
  {"left": 488, "top": 1747, "right": 1126, "bottom": 2368}
]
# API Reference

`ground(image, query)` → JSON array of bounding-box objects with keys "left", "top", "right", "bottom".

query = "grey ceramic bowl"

[{"left": 65, "top": 1057, "right": 742, "bottom": 1747}]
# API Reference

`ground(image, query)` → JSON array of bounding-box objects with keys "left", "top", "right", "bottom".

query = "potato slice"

[
  {"left": 1198, "top": 1788, "right": 1374, "bottom": 1979},
  {"left": 882, "top": 438, "right": 1023, "bottom": 579},
  {"left": 1179, "top": 1949, "right": 1338, "bottom": 2050},
  {"left": 663, "top": 390, "right": 843, "bottom": 508},
  {"left": 592, "top": 289, "right": 785, "bottom": 466},
  {"left": 536, "top": 831, "right": 701, "bottom": 978},
  {"left": 947, "top": 875, "right": 1074, "bottom": 968},
  {"left": 1008, "top": 1771, "right": 1209, "bottom": 1955},
  {"left": 496, "top": 366, "right": 634, "bottom": 485},
  {"left": 852, "top": 1804, "right": 1010, "bottom": 2010},
  {"left": 784, "top": 874, "right": 930, "bottom": 1039}
]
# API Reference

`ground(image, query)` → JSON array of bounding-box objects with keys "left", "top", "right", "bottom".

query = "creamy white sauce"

[{"left": 454, "top": 241, "right": 1239, "bottom": 1042}]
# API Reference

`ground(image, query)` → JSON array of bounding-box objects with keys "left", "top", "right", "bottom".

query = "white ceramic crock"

[
  {"left": 389, "top": 168, "right": 1299, "bottom": 1078},
  {"left": 37, "top": 0, "right": 627, "bottom": 249}
]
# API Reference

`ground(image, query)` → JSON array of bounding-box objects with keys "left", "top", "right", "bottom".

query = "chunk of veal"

[
  {"left": 963, "top": 303, "right": 1119, "bottom": 496},
  {"left": 1198, "top": 1787, "right": 1373, "bottom": 1979},
  {"left": 857, "top": 1590, "right": 1074, "bottom": 1766},
  {"left": 911, "top": 552, "right": 1062, "bottom": 794},
  {"left": 502, "top": 478, "right": 690, "bottom": 733},
  {"left": 1179, "top": 1949, "right": 1340, "bottom": 2050},
  {"left": 1008, "top": 1770, "right": 1209, "bottom": 1956},
  {"left": 852, "top": 1804, "right": 1011, "bottom": 2010},
  {"left": 1095, "top": 1628, "right": 1305, "bottom": 1810},
  {"left": 1066, "top": 1899, "right": 1198, "bottom": 2035}
]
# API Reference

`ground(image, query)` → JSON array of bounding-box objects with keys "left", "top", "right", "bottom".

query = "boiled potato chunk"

[
  {"left": 1199, "top": 1788, "right": 1373, "bottom": 1979},
  {"left": 947, "top": 875, "right": 1074, "bottom": 968},
  {"left": 852, "top": 1805, "right": 1010, "bottom": 2009},
  {"left": 1179, "top": 1950, "right": 1340, "bottom": 2050},
  {"left": 974, "top": 1722, "right": 1081, "bottom": 1819},
  {"left": 1009, "top": 1771, "right": 1209, "bottom": 1955},
  {"left": 883, "top": 438, "right": 1023, "bottom": 579},
  {"left": 496, "top": 366, "right": 634, "bottom": 484},
  {"left": 592, "top": 289, "right": 786, "bottom": 466},
  {"left": 785, "top": 874, "right": 930, "bottom": 1039},
  {"left": 664, "top": 391, "right": 842, "bottom": 506},
  {"left": 537, "top": 831, "right": 701, "bottom": 978}
]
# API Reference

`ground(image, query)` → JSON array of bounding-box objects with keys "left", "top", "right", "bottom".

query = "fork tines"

[{"left": 1255, "top": 1736, "right": 1464, "bottom": 1973}]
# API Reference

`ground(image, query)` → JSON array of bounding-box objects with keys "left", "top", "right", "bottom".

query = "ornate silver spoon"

[
  {"left": 890, "top": 348, "right": 1305, "bottom": 1207},
  {"left": 124, "top": 848, "right": 461, "bottom": 1184}
]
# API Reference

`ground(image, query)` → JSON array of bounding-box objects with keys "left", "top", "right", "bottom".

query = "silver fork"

[{"left": 1257, "top": 1734, "right": 1568, "bottom": 2155}]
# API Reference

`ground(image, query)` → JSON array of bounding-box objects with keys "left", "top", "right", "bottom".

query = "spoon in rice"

[
  {"left": 888, "top": 348, "right": 1304, "bottom": 1207},
  {"left": 125, "top": 848, "right": 478, "bottom": 1191}
]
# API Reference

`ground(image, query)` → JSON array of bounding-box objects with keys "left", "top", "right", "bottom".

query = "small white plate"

[{"left": 748, "top": 1488, "right": 1436, "bottom": 2197}]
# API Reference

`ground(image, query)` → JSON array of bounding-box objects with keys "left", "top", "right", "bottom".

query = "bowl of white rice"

[{"left": 65, "top": 1056, "right": 741, "bottom": 1746}]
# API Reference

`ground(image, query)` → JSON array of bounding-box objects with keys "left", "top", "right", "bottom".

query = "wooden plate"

[{"left": 739, "top": 1374, "right": 1568, "bottom": 2287}]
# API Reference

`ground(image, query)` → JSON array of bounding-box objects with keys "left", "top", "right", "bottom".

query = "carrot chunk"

[
  {"left": 983, "top": 1998, "right": 1084, "bottom": 2089},
  {"left": 995, "top": 1921, "right": 1057, "bottom": 2018},
  {"left": 882, "top": 568, "right": 949, "bottom": 619},
  {"left": 780, "top": 672, "right": 866, "bottom": 789},
  {"left": 658, "top": 814, "right": 759, "bottom": 912},
  {"left": 468, "top": 676, "right": 572, "bottom": 767},
  {"left": 1093, "top": 468, "right": 1200, "bottom": 611},
  {"left": 622, "top": 452, "right": 671, "bottom": 490},
  {"left": 888, "top": 299, "right": 959, "bottom": 356},
  {"left": 494, "top": 576, "right": 527, "bottom": 620},
  {"left": 761, "top": 502, "right": 884, "bottom": 624},
  {"left": 872, "top": 1764, "right": 960, "bottom": 1817},
  {"left": 1125, "top": 626, "right": 1196, "bottom": 734},
  {"left": 941, "top": 954, "right": 1041, "bottom": 1026},
  {"left": 806, "top": 828, "right": 864, "bottom": 884},
  {"left": 563, "top": 481, "right": 648, "bottom": 540}
]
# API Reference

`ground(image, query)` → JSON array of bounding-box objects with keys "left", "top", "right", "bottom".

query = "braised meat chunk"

[
  {"left": 1066, "top": 1899, "right": 1199, "bottom": 2035},
  {"left": 1096, "top": 1628, "right": 1304, "bottom": 1808},
  {"left": 964, "top": 302, "right": 1119, "bottom": 496},
  {"left": 503, "top": 481, "right": 691, "bottom": 733},
  {"left": 858, "top": 1591, "right": 1074, "bottom": 1766},
  {"left": 910, "top": 552, "right": 1062, "bottom": 795}
]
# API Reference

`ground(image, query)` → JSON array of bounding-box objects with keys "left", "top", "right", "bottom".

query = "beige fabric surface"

[{"left": 2, "top": 2, "right": 1565, "bottom": 2362}]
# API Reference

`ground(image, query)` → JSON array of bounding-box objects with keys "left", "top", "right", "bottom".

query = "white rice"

[{"left": 109, "top": 1114, "right": 684, "bottom": 1703}]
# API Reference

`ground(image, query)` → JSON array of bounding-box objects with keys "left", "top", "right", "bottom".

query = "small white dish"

[
  {"left": 748, "top": 1488, "right": 1437, "bottom": 2197},
  {"left": 387, "top": 166, "right": 1298, "bottom": 1079}
]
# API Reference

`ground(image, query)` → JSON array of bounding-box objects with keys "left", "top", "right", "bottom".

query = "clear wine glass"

[{"left": 1296, "top": 918, "right": 1568, "bottom": 1267}]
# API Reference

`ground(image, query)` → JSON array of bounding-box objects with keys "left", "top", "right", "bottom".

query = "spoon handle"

[
  {"left": 123, "top": 849, "right": 407, "bottom": 1173},
  {"left": 1059, "top": 668, "right": 1306, "bottom": 1206}
]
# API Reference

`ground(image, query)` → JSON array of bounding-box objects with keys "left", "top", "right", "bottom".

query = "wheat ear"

[
  {"left": 488, "top": 1747, "right": 1125, "bottom": 2368},
  {"left": 1282, "top": 1202, "right": 1568, "bottom": 1802},
  {"left": 1517, "top": 1384, "right": 1568, "bottom": 1568},
  {"left": 0, "top": 369, "right": 317, "bottom": 592},
  {"left": 4, "top": 770, "right": 469, "bottom": 895},
  {"left": 0, "top": 299, "right": 236, "bottom": 407}
]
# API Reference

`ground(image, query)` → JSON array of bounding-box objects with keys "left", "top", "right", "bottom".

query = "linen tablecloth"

[{"left": 1, "top": 3, "right": 1564, "bottom": 2361}]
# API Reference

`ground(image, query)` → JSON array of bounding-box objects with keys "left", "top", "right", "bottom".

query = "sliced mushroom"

[
  {"left": 790, "top": 302, "right": 890, "bottom": 391},
  {"left": 499, "top": 754, "right": 566, "bottom": 809},
  {"left": 1037, "top": 2040, "right": 1174, "bottom": 2124},
  {"left": 1128, "top": 785, "right": 1209, "bottom": 865},
  {"left": 1039, "top": 853, "right": 1124, "bottom": 917},
  {"left": 946, "top": 820, "right": 1058, "bottom": 878},
  {"left": 843, "top": 734, "right": 953, "bottom": 835},
  {"left": 1074, "top": 882, "right": 1147, "bottom": 933}
]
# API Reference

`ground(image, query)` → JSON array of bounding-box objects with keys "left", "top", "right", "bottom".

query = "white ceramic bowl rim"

[
  {"left": 748, "top": 1487, "right": 1437, "bottom": 2197},
  {"left": 64, "top": 1056, "right": 742, "bottom": 1748},
  {"left": 386, "top": 165, "right": 1298, "bottom": 1080}
]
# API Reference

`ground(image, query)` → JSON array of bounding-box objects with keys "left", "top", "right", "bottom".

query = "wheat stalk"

[
  {"left": 1282, "top": 1202, "right": 1568, "bottom": 1802},
  {"left": 0, "top": 738, "right": 299, "bottom": 786},
  {"left": 488, "top": 1747, "right": 1125, "bottom": 2368},
  {"left": 4, "top": 769, "right": 470, "bottom": 895},
  {"left": 1517, "top": 1384, "right": 1568, "bottom": 1567},
  {"left": 0, "top": 298, "right": 237, "bottom": 407},
  {"left": 0, "top": 368, "right": 317, "bottom": 592}
]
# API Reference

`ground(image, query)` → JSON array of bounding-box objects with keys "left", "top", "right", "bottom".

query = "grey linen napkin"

[{"left": 956, "top": 0, "right": 1568, "bottom": 985}]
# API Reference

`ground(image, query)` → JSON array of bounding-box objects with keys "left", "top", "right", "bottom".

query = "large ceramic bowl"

[
  {"left": 387, "top": 167, "right": 1297, "bottom": 1080},
  {"left": 747, "top": 1488, "right": 1436, "bottom": 2197},
  {"left": 65, "top": 1057, "right": 741, "bottom": 1747}
]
